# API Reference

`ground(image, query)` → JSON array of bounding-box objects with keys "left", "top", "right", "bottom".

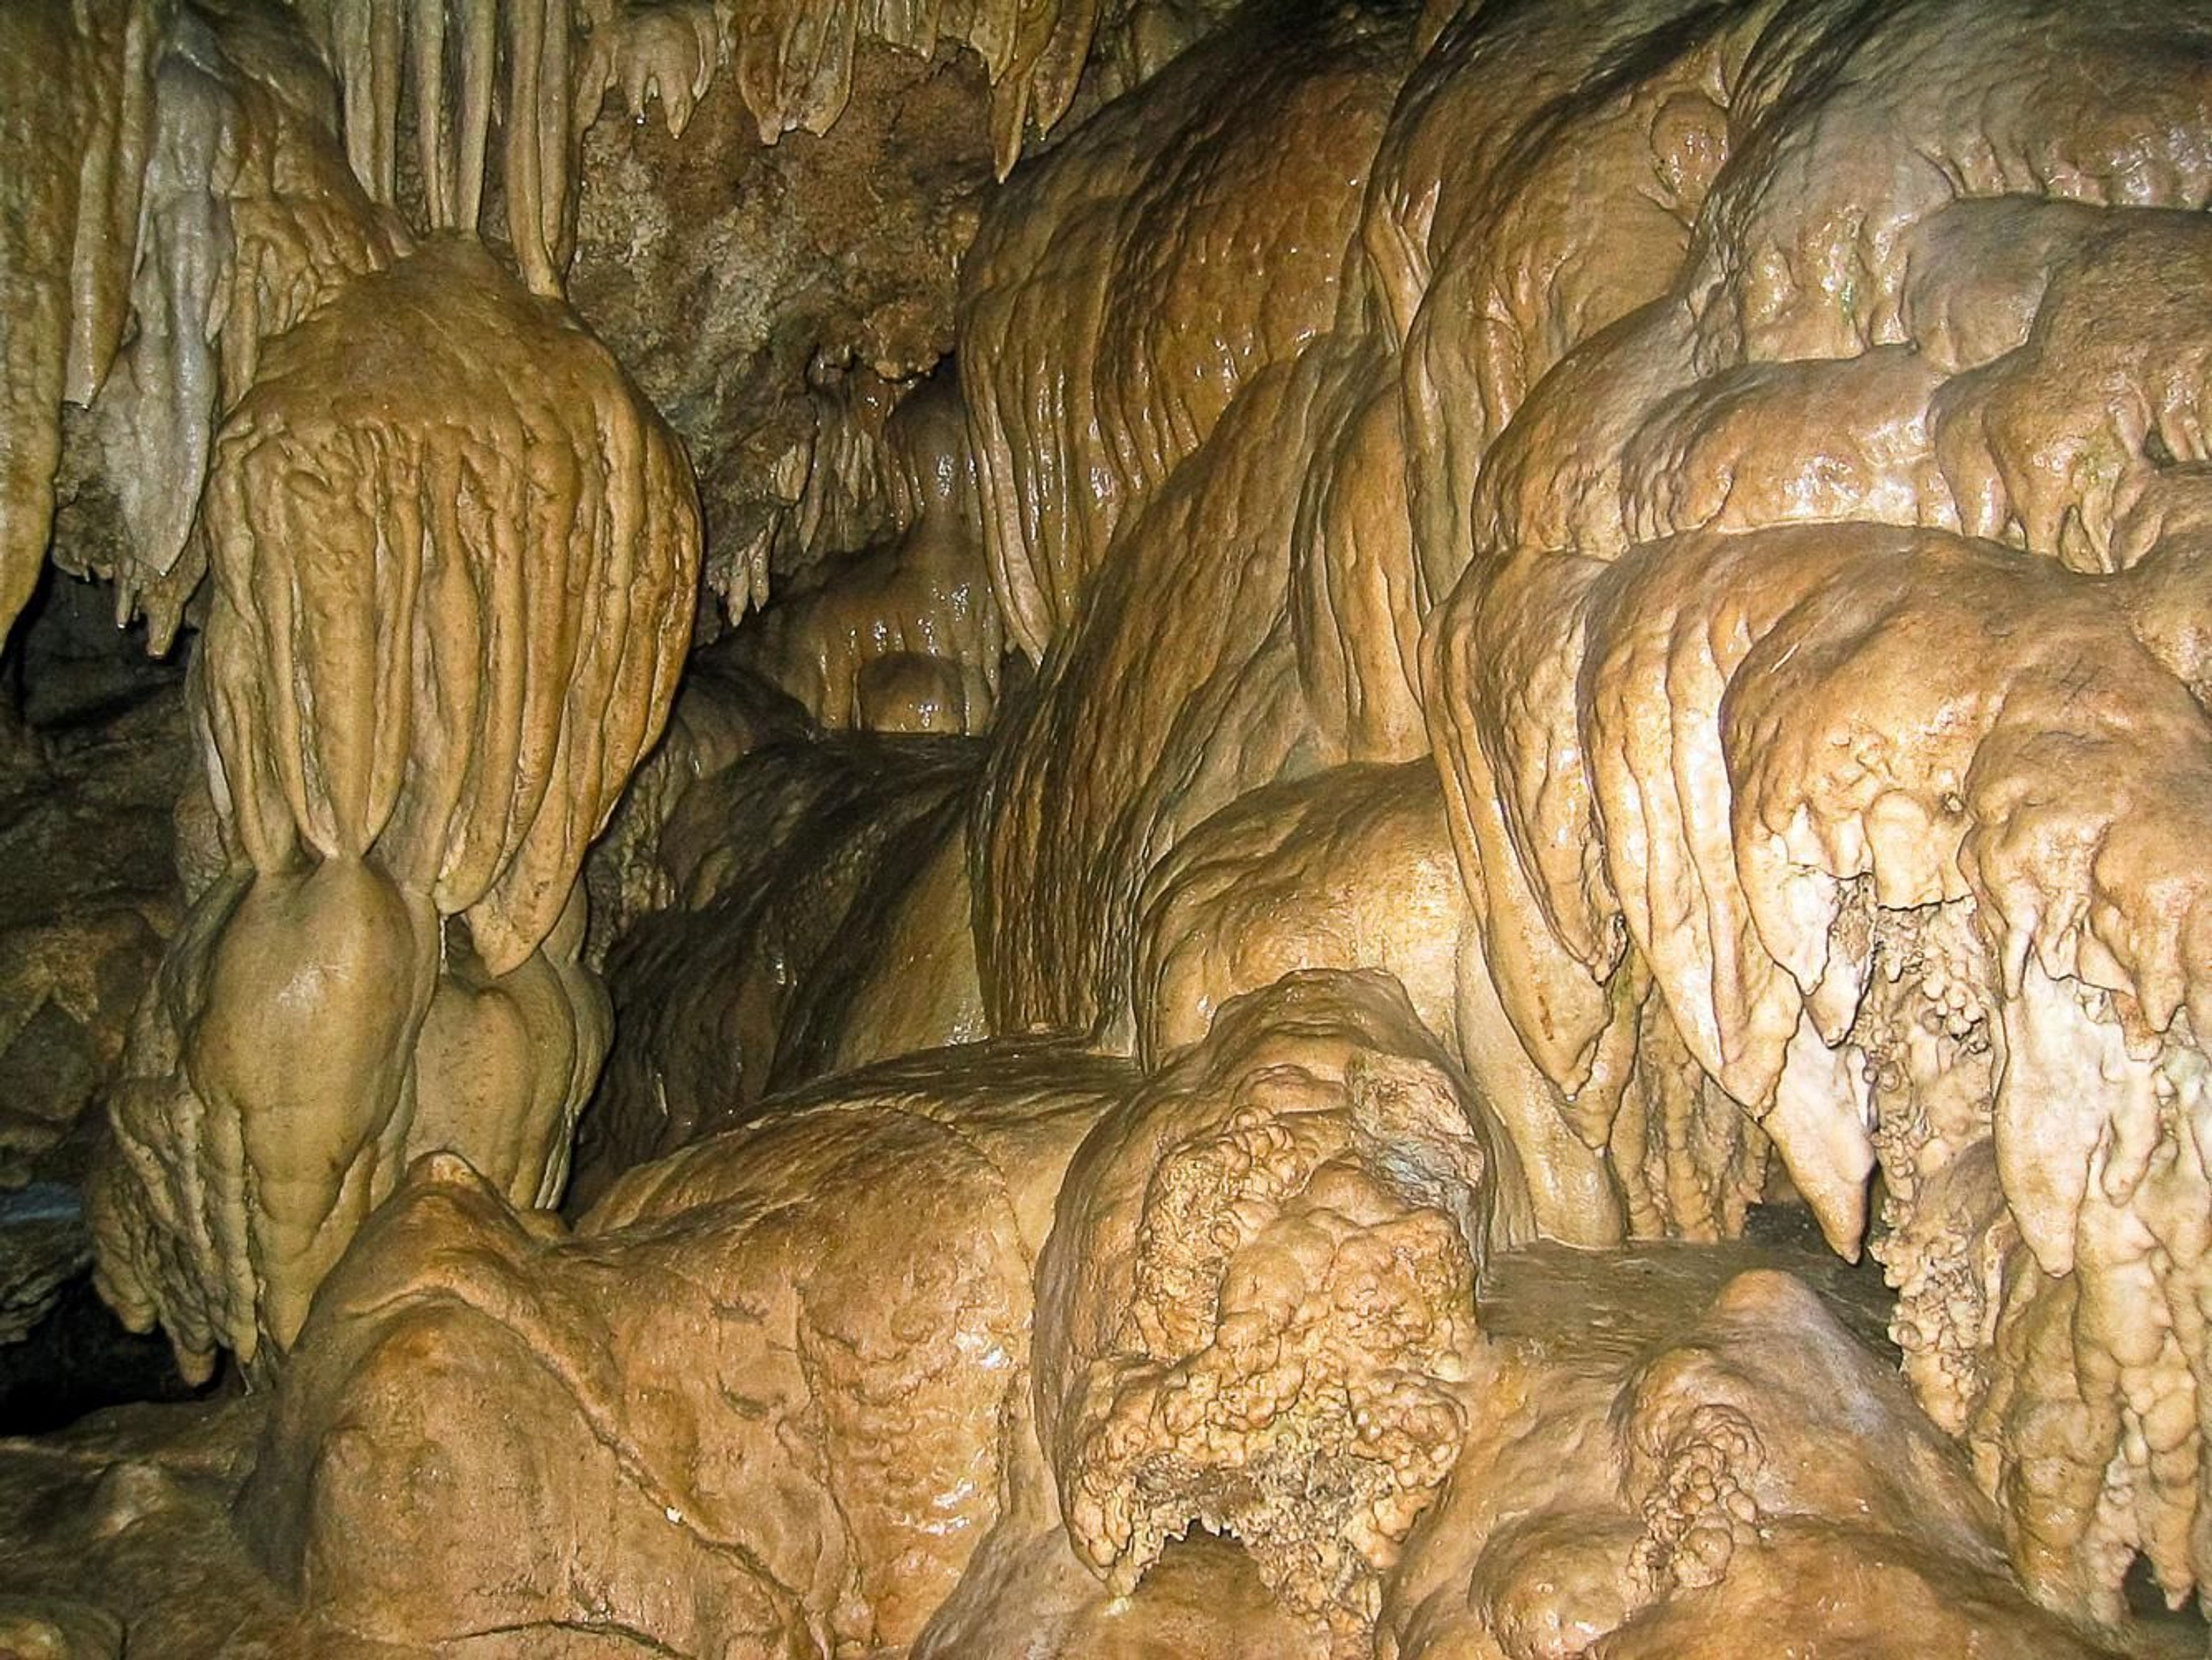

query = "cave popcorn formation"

[{"left": 2, "top": 0, "right": 2212, "bottom": 1653}]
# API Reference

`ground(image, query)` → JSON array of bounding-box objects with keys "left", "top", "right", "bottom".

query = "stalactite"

[
  {"left": 0, "top": 0, "right": 165, "bottom": 642},
  {"left": 301, "top": 0, "right": 1113, "bottom": 304}
]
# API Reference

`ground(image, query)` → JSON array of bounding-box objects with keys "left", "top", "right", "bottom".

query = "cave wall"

[{"left": 2, "top": 0, "right": 2211, "bottom": 1654}]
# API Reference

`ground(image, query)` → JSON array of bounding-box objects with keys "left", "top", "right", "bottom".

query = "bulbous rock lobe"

[
  {"left": 1035, "top": 970, "right": 1501, "bottom": 1650},
  {"left": 199, "top": 237, "right": 700, "bottom": 975}
]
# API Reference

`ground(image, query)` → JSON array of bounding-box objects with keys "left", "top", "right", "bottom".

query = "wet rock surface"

[{"left": 6, "top": 0, "right": 2212, "bottom": 1649}]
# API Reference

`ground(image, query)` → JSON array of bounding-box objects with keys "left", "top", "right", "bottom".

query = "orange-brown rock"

[
  {"left": 92, "top": 238, "right": 699, "bottom": 1372},
  {"left": 246, "top": 1043, "right": 1127, "bottom": 1652},
  {"left": 4, "top": 0, "right": 2212, "bottom": 1648}
]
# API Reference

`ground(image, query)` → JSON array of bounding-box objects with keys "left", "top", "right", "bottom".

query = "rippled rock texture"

[{"left": 3, "top": 0, "right": 2212, "bottom": 1650}]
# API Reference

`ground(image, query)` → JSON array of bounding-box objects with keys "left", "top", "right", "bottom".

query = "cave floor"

[{"left": 0, "top": 1215, "right": 2199, "bottom": 1658}]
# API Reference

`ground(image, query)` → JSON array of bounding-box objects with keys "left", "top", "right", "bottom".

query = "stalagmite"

[
  {"left": 240, "top": 973, "right": 1510, "bottom": 1656},
  {"left": 1382, "top": 1268, "right": 2111, "bottom": 1659},
  {"left": 91, "top": 238, "right": 699, "bottom": 1368},
  {"left": 728, "top": 369, "right": 1005, "bottom": 734},
  {"left": 244, "top": 1046, "right": 1132, "bottom": 1653},
  {"left": 1035, "top": 973, "right": 1502, "bottom": 1651}
]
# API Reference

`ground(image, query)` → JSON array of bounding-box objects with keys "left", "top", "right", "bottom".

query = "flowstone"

[{"left": 3, "top": 0, "right": 2212, "bottom": 1650}]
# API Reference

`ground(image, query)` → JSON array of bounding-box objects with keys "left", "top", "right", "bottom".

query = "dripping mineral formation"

[{"left": 1, "top": 0, "right": 2210, "bottom": 1654}]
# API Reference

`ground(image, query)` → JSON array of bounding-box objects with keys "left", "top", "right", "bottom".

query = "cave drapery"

[{"left": 3, "top": 0, "right": 2212, "bottom": 1653}]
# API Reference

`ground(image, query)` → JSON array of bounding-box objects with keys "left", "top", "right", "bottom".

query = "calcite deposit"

[
  {"left": 2, "top": 0, "right": 2212, "bottom": 1652},
  {"left": 725, "top": 367, "right": 1006, "bottom": 733}
]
